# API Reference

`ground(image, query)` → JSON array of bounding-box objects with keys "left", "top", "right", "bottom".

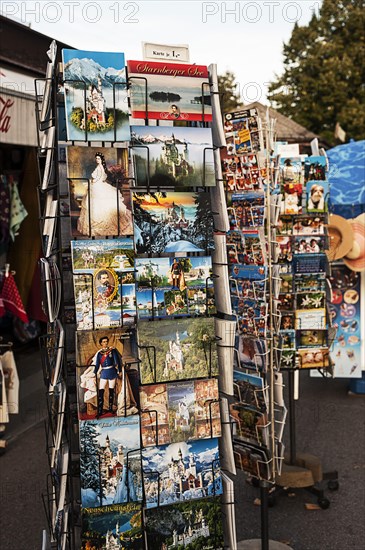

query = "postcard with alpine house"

[{"left": 62, "top": 49, "right": 130, "bottom": 141}]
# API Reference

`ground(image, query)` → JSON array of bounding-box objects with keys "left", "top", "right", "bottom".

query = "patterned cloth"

[
  {"left": 0, "top": 272, "right": 29, "bottom": 323},
  {"left": 9, "top": 180, "right": 28, "bottom": 240}
]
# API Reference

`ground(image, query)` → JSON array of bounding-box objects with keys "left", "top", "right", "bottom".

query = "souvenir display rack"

[{"left": 35, "top": 43, "right": 238, "bottom": 550}]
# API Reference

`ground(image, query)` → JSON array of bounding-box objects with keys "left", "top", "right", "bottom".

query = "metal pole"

[
  {"left": 260, "top": 480, "right": 270, "bottom": 550},
  {"left": 288, "top": 370, "right": 297, "bottom": 465}
]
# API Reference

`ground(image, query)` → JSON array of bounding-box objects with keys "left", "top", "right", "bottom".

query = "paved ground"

[{"left": 0, "top": 348, "right": 364, "bottom": 550}]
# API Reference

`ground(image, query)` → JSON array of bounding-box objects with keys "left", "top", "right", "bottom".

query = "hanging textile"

[
  {"left": 9, "top": 178, "right": 28, "bottom": 240},
  {"left": 0, "top": 175, "right": 11, "bottom": 255},
  {"left": 0, "top": 272, "right": 29, "bottom": 324},
  {"left": 1, "top": 350, "right": 19, "bottom": 414}
]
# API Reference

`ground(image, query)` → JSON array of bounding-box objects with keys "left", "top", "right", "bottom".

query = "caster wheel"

[
  {"left": 328, "top": 480, "right": 339, "bottom": 491},
  {"left": 268, "top": 494, "right": 276, "bottom": 507},
  {"left": 318, "top": 497, "right": 330, "bottom": 509}
]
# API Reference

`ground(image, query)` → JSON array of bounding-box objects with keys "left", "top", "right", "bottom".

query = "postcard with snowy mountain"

[
  {"left": 81, "top": 502, "right": 143, "bottom": 550},
  {"left": 62, "top": 49, "right": 129, "bottom": 142},
  {"left": 128, "top": 60, "right": 212, "bottom": 121},
  {"left": 133, "top": 191, "right": 215, "bottom": 255},
  {"left": 75, "top": 327, "right": 139, "bottom": 421},
  {"left": 66, "top": 146, "right": 133, "bottom": 238},
  {"left": 131, "top": 126, "right": 216, "bottom": 187},
  {"left": 145, "top": 497, "right": 224, "bottom": 549},
  {"left": 79, "top": 416, "right": 142, "bottom": 508},
  {"left": 137, "top": 317, "right": 218, "bottom": 385},
  {"left": 142, "top": 438, "right": 223, "bottom": 508},
  {"left": 140, "top": 378, "right": 221, "bottom": 447}
]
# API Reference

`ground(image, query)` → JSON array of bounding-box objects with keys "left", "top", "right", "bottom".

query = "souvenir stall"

[{"left": 35, "top": 37, "right": 358, "bottom": 549}]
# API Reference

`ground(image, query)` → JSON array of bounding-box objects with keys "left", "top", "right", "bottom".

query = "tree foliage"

[
  {"left": 268, "top": 0, "right": 365, "bottom": 144},
  {"left": 218, "top": 71, "right": 243, "bottom": 115}
]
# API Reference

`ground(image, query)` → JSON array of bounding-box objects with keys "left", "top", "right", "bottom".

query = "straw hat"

[
  {"left": 326, "top": 214, "right": 354, "bottom": 261},
  {"left": 343, "top": 213, "right": 365, "bottom": 272}
]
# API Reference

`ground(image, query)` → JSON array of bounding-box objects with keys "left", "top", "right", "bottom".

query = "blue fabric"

[{"left": 327, "top": 140, "right": 365, "bottom": 217}]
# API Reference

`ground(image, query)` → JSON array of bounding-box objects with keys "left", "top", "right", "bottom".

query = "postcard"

[
  {"left": 293, "top": 235, "right": 326, "bottom": 254},
  {"left": 79, "top": 416, "right": 142, "bottom": 508},
  {"left": 233, "top": 440, "right": 271, "bottom": 479},
  {"left": 222, "top": 151, "right": 264, "bottom": 192},
  {"left": 230, "top": 403, "right": 269, "bottom": 446},
  {"left": 81, "top": 503, "right": 143, "bottom": 549},
  {"left": 128, "top": 60, "right": 212, "bottom": 121},
  {"left": 304, "top": 156, "right": 327, "bottom": 183},
  {"left": 131, "top": 126, "right": 215, "bottom": 187},
  {"left": 235, "top": 335, "right": 268, "bottom": 372},
  {"left": 133, "top": 191, "right": 215, "bottom": 255},
  {"left": 280, "top": 157, "right": 303, "bottom": 186},
  {"left": 137, "top": 317, "right": 217, "bottom": 384},
  {"left": 134, "top": 256, "right": 215, "bottom": 319},
  {"left": 294, "top": 272, "right": 327, "bottom": 293},
  {"left": 142, "top": 438, "right": 223, "bottom": 508},
  {"left": 280, "top": 349, "right": 296, "bottom": 369},
  {"left": 228, "top": 192, "right": 265, "bottom": 229},
  {"left": 280, "top": 173, "right": 303, "bottom": 215},
  {"left": 277, "top": 215, "right": 293, "bottom": 235},
  {"left": 62, "top": 49, "right": 129, "bottom": 142},
  {"left": 295, "top": 309, "right": 327, "bottom": 330},
  {"left": 280, "top": 329, "right": 296, "bottom": 350},
  {"left": 67, "top": 146, "right": 133, "bottom": 237},
  {"left": 227, "top": 229, "right": 266, "bottom": 266},
  {"left": 306, "top": 180, "right": 329, "bottom": 213},
  {"left": 73, "top": 268, "right": 136, "bottom": 330},
  {"left": 297, "top": 329, "right": 328, "bottom": 348},
  {"left": 145, "top": 497, "right": 224, "bottom": 550},
  {"left": 75, "top": 328, "right": 139, "bottom": 420},
  {"left": 140, "top": 378, "right": 220, "bottom": 447},
  {"left": 293, "top": 253, "right": 328, "bottom": 274},
  {"left": 298, "top": 347, "right": 330, "bottom": 369},
  {"left": 275, "top": 235, "right": 292, "bottom": 264},
  {"left": 292, "top": 214, "right": 326, "bottom": 235},
  {"left": 71, "top": 238, "right": 134, "bottom": 273},
  {"left": 233, "top": 370, "right": 267, "bottom": 412},
  {"left": 224, "top": 108, "right": 263, "bottom": 154}
]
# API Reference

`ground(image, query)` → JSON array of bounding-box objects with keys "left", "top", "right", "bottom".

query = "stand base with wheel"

[{"left": 274, "top": 452, "right": 339, "bottom": 509}]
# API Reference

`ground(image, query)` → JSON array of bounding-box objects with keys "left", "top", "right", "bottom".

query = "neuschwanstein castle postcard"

[{"left": 62, "top": 49, "right": 130, "bottom": 142}]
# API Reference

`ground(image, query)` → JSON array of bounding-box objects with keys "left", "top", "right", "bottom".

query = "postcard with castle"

[
  {"left": 140, "top": 378, "right": 221, "bottom": 447},
  {"left": 142, "top": 438, "right": 223, "bottom": 508},
  {"left": 137, "top": 317, "right": 218, "bottom": 385},
  {"left": 71, "top": 238, "right": 136, "bottom": 329},
  {"left": 233, "top": 370, "right": 267, "bottom": 412},
  {"left": 62, "top": 49, "right": 130, "bottom": 142},
  {"left": 75, "top": 328, "right": 139, "bottom": 421},
  {"left": 133, "top": 191, "right": 215, "bottom": 255},
  {"left": 79, "top": 416, "right": 142, "bottom": 508},
  {"left": 127, "top": 60, "right": 212, "bottom": 121},
  {"left": 131, "top": 126, "right": 216, "bottom": 187},
  {"left": 66, "top": 146, "right": 133, "bottom": 238},
  {"left": 144, "top": 497, "right": 224, "bottom": 550},
  {"left": 81, "top": 503, "right": 143, "bottom": 550}
]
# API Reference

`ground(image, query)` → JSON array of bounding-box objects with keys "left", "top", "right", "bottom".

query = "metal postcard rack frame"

[{"left": 34, "top": 45, "right": 238, "bottom": 550}]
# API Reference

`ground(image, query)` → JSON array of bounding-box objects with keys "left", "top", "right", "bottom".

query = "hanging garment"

[
  {"left": 9, "top": 180, "right": 28, "bottom": 240},
  {"left": 1, "top": 350, "right": 19, "bottom": 414},
  {"left": 0, "top": 272, "right": 29, "bottom": 324},
  {"left": 0, "top": 175, "right": 11, "bottom": 255}
]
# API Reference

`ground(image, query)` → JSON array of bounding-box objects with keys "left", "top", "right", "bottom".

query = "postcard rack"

[
  {"left": 219, "top": 107, "right": 342, "bottom": 549},
  {"left": 33, "top": 43, "right": 240, "bottom": 550}
]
